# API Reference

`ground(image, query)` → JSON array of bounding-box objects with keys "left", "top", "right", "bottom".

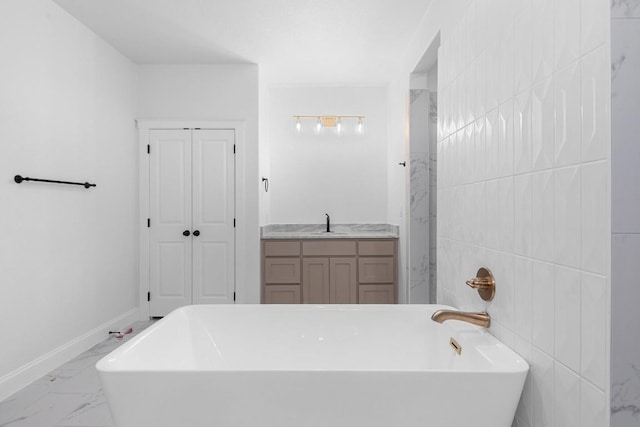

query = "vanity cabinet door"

[
  {"left": 302, "top": 258, "right": 330, "bottom": 304},
  {"left": 262, "top": 240, "right": 302, "bottom": 304},
  {"left": 330, "top": 257, "right": 357, "bottom": 304}
]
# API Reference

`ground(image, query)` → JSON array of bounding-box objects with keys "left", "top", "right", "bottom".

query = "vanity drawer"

[
  {"left": 302, "top": 241, "right": 357, "bottom": 256},
  {"left": 358, "top": 240, "right": 395, "bottom": 256},
  {"left": 263, "top": 285, "right": 301, "bottom": 304},
  {"left": 264, "top": 241, "right": 301, "bottom": 257},
  {"left": 264, "top": 258, "right": 301, "bottom": 284},
  {"left": 358, "top": 257, "right": 395, "bottom": 283},
  {"left": 358, "top": 284, "right": 396, "bottom": 304}
]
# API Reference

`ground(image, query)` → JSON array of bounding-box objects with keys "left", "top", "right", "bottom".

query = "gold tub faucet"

[{"left": 431, "top": 310, "right": 491, "bottom": 328}]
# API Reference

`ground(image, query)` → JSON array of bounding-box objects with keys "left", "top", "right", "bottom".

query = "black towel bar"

[{"left": 14, "top": 175, "right": 96, "bottom": 189}]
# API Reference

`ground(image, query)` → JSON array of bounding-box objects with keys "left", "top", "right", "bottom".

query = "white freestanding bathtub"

[{"left": 97, "top": 305, "right": 528, "bottom": 427}]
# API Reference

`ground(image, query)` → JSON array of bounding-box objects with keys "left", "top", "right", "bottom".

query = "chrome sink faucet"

[
  {"left": 325, "top": 213, "right": 331, "bottom": 232},
  {"left": 431, "top": 310, "right": 491, "bottom": 328}
]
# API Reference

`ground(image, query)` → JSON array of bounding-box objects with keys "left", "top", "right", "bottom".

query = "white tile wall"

[{"left": 436, "top": 1, "right": 610, "bottom": 425}]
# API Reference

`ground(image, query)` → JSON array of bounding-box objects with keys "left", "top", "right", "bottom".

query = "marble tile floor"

[{"left": 0, "top": 320, "right": 155, "bottom": 427}]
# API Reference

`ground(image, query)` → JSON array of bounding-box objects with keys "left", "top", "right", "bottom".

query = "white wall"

[
  {"left": 267, "top": 86, "right": 388, "bottom": 224},
  {"left": 393, "top": 0, "right": 611, "bottom": 425},
  {"left": 610, "top": 4, "right": 640, "bottom": 425},
  {"left": 137, "top": 64, "right": 261, "bottom": 303},
  {"left": 0, "top": 0, "right": 139, "bottom": 400}
]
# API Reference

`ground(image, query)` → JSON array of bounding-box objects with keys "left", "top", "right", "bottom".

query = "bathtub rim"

[{"left": 96, "top": 304, "right": 529, "bottom": 375}]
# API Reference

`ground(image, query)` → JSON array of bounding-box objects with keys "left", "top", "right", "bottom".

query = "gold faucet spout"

[{"left": 431, "top": 310, "right": 491, "bottom": 328}]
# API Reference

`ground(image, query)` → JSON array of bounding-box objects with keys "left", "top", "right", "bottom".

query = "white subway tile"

[
  {"left": 532, "top": 260, "right": 555, "bottom": 355},
  {"left": 514, "top": 367, "right": 534, "bottom": 427},
  {"left": 581, "top": 0, "right": 609, "bottom": 55},
  {"left": 490, "top": 251, "right": 516, "bottom": 327},
  {"left": 466, "top": 66, "right": 476, "bottom": 126},
  {"left": 499, "top": 99, "right": 515, "bottom": 177},
  {"left": 554, "top": 362, "right": 581, "bottom": 427},
  {"left": 515, "top": 89, "right": 533, "bottom": 175},
  {"left": 499, "top": 176, "right": 515, "bottom": 253},
  {"left": 477, "top": 182, "right": 488, "bottom": 247},
  {"left": 499, "top": 22, "right": 515, "bottom": 105},
  {"left": 474, "top": 0, "right": 488, "bottom": 55},
  {"left": 514, "top": 256, "right": 533, "bottom": 341},
  {"left": 532, "top": 0, "right": 554, "bottom": 82},
  {"left": 554, "top": 266, "right": 582, "bottom": 372},
  {"left": 514, "top": 4, "right": 533, "bottom": 95},
  {"left": 532, "top": 170, "right": 554, "bottom": 263},
  {"left": 554, "top": 0, "right": 581, "bottom": 70},
  {"left": 475, "top": 48, "right": 487, "bottom": 120},
  {"left": 485, "top": 179, "right": 500, "bottom": 250},
  {"left": 581, "top": 161, "right": 607, "bottom": 274},
  {"left": 465, "top": 123, "right": 475, "bottom": 185},
  {"left": 458, "top": 73, "right": 467, "bottom": 131},
  {"left": 581, "top": 45, "right": 609, "bottom": 163},
  {"left": 474, "top": 118, "right": 487, "bottom": 182},
  {"left": 486, "top": 48, "right": 500, "bottom": 113},
  {"left": 532, "top": 77, "right": 554, "bottom": 171},
  {"left": 440, "top": 137, "right": 449, "bottom": 188},
  {"left": 554, "top": 166, "right": 581, "bottom": 268},
  {"left": 554, "top": 61, "right": 582, "bottom": 168},
  {"left": 532, "top": 348, "right": 554, "bottom": 427},
  {"left": 514, "top": 174, "right": 533, "bottom": 257},
  {"left": 486, "top": 109, "right": 499, "bottom": 180},
  {"left": 581, "top": 379, "right": 606, "bottom": 427},
  {"left": 581, "top": 272, "right": 607, "bottom": 389}
]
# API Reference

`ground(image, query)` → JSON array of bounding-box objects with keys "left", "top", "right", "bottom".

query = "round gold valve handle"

[{"left": 466, "top": 267, "right": 495, "bottom": 301}]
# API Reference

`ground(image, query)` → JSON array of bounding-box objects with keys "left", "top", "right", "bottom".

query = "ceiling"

[{"left": 52, "top": 0, "right": 433, "bottom": 85}]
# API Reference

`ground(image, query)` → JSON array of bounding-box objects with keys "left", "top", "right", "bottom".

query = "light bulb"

[
  {"left": 336, "top": 118, "right": 342, "bottom": 136},
  {"left": 295, "top": 117, "right": 302, "bottom": 134},
  {"left": 315, "top": 117, "right": 323, "bottom": 134},
  {"left": 356, "top": 117, "right": 364, "bottom": 135}
]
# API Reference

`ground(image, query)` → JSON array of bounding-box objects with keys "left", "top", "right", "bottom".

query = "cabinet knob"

[
  {"left": 193, "top": 230, "right": 200, "bottom": 237},
  {"left": 183, "top": 230, "right": 190, "bottom": 236}
]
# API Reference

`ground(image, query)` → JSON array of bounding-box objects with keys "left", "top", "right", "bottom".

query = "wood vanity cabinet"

[
  {"left": 262, "top": 239, "right": 396, "bottom": 304},
  {"left": 263, "top": 241, "right": 302, "bottom": 304}
]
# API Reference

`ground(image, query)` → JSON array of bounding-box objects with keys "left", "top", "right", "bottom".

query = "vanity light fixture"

[
  {"left": 293, "top": 115, "right": 365, "bottom": 136},
  {"left": 295, "top": 117, "right": 302, "bottom": 134}
]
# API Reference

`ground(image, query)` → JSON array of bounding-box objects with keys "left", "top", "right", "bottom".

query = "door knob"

[
  {"left": 193, "top": 230, "right": 200, "bottom": 237},
  {"left": 183, "top": 230, "right": 190, "bottom": 236}
]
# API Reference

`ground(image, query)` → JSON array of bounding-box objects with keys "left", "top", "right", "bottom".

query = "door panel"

[
  {"left": 149, "top": 130, "right": 192, "bottom": 316},
  {"left": 191, "top": 130, "right": 235, "bottom": 304},
  {"left": 194, "top": 241, "right": 231, "bottom": 301},
  {"left": 158, "top": 243, "right": 189, "bottom": 296}
]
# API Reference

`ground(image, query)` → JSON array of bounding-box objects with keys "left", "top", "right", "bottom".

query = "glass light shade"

[{"left": 356, "top": 117, "right": 364, "bottom": 135}]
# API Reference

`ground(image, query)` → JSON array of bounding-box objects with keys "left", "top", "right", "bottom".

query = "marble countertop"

[{"left": 261, "top": 224, "right": 399, "bottom": 239}]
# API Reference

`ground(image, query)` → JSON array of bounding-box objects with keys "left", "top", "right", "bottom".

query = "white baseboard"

[{"left": 0, "top": 308, "right": 139, "bottom": 402}]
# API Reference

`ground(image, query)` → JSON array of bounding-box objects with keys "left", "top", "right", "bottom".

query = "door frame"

[{"left": 137, "top": 120, "right": 245, "bottom": 319}]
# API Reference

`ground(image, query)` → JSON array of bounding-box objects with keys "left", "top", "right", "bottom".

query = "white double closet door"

[{"left": 148, "top": 129, "right": 235, "bottom": 317}]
